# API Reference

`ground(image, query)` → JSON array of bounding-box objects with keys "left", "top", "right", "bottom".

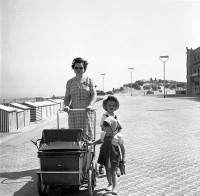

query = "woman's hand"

[
  {"left": 63, "top": 106, "right": 70, "bottom": 113},
  {"left": 85, "top": 105, "right": 93, "bottom": 112}
]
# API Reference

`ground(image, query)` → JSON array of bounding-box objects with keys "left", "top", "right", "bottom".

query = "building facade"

[{"left": 186, "top": 47, "right": 200, "bottom": 95}]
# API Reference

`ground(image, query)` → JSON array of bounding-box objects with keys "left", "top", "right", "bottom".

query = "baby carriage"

[{"left": 31, "top": 109, "right": 98, "bottom": 196}]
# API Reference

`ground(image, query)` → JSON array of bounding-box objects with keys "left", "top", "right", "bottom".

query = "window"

[{"left": 195, "top": 81, "right": 199, "bottom": 86}]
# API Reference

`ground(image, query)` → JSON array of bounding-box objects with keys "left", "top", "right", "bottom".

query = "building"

[{"left": 186, "top": 46, "right": 200, "bottom": 95}]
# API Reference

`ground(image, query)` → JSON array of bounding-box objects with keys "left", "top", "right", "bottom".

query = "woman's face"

[
  {"left": 104, "top": 125, "right": 112, "bottom": 136},
  {"left": 74, "top": 63, "right": 85, "bottom": 76}
]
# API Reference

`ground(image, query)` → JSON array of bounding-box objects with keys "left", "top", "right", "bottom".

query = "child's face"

[
  {"left": 105, "top": 100, "right": 117, "bottom": 114},
  {"left": 104, "top": 125, "right": 113, "bottom": 136}
]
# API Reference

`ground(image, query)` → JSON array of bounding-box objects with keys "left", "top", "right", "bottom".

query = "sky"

[{"left": 0, "top": 0, "right": 200, "bottom": 98}]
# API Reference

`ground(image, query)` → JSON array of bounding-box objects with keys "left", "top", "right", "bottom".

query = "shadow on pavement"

[
  {"left": 94, "top": 188, "right": 113, "bottom": 196},
  {"left": 0, "top": 169, "right": 38, "bottom": 196},
  {"left": 0, "top": 169, "right": 106, "bottom": 196}
]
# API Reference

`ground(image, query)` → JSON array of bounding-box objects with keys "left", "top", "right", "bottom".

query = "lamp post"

[
  {"left": 101, "top": 74, "right": 106, "bottom": 92},
  {"left": 128, "top": 68, "right": 134, "bottom": 96},
  {"left": 159, "top": 55, "right": 169, "bottom": 98}
]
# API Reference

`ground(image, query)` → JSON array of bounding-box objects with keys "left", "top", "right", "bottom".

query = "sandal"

[
  {"left": 112, "top": 190, "right": 119, "bottom": 195},
  {"left": 105, "top": 184, "right": 112, "bottom": 191}
]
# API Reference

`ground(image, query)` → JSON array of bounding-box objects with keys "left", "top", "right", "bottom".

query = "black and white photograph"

[{"left": 0, "top": 0, "right": 200, "bottom": 195}]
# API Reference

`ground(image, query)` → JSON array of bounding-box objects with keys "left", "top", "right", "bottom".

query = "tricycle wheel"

[
  {"left": 37, "top": 175, "right": 47, "bottom": 195},
  {"left": 88, "top": 169, "right": 95, "bottom": 196}
]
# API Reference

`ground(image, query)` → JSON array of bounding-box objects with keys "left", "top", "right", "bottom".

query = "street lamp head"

[
  {"left": 101, "top": 73, "right": 106, "bottom": 76},
  {"left": 128, "top": 68, "right": 134, "bottom": 73},
  {"left": 159, "top": 55, "right": 169, "bottom": 63}
]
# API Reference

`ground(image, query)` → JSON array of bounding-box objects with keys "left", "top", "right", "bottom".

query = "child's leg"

[
  {"left": 105, "top": 167, "right": 112, "bottom": 185},
  {"left": 99, "top": 164, "right": 104, "bottom": 174},
  {"left": 104, "top": 167, "right": 113, "bottom": 191},
  {"left": 98, "top": 144, "right": 104, "bottom": 174},
  {"left": 111, "top": 167, "right": 117, "bottom": 192}
]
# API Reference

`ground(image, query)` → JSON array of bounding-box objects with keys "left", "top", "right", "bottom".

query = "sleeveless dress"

[
  {"left": 97, "top": 135, "right": 121, "bottom": 169},
  {"left": 65, "top": 76, "right": 95, "bottom": 140}
]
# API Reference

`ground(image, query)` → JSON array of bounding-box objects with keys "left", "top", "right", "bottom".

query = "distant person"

[
  {"left": 98, "top": 96, "right": 122, "bottom": 175},
  {"left": 64, "top": 57, "right": 97, "bottom": 140},
  {"left": 88, "top": 116, "right": 126, "bottom": 195}
]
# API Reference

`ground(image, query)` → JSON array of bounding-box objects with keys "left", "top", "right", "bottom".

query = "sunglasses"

[{"left": 74, "top": 67, "right": 84, "bottom": 70}]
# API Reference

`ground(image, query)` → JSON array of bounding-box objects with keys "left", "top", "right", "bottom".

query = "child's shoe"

[
  {"left": 105, "top": 184, "right": 112, "bottom": 191},
  {"left": 112, "top": 190, "right": 119, "bottom": 195}
]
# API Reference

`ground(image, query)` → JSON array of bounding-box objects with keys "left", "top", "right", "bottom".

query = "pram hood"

[{"left": 39, "top": 129, "right": 86, "bottom": 151}]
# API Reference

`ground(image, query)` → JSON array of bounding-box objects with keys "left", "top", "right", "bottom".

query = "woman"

[{"left": 64, "top": 57, "right": 97, "bottom": 141}]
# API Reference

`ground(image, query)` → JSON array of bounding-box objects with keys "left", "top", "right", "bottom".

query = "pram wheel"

[
  {"left": 37, "top": 174, "right": 47, "bottom": 195},
  {"left": 88, "top": 169, "right": 94, "bottom": 196}
]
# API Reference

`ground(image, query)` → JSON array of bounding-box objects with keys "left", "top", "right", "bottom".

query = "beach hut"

[
  {"left": 15, "top": 108, "right": 25, "bottom": 129},
  {"left": 37, "top": 102, "right": 47, "bottom": 119},
  {"left": 45, "top": 100, "right": 58, "bottom": 116},
  {"left": 22, "top": 102, "right": 42, "bottom": 122},
  {"left": 48, "top": 98, "right": 64, "bottom": 111},
  {"left": 0, "top": 104, "right": 17, "bottom": 132},
  {"left": 38, "top": 101, "right": 58, "bottom": 117},
  {"left": 35, "top": 101, "right": 50, "bottom": 118},
  {"left": 48, "top": 99, "right": 61, "bottom": 115},
  {"left": 9, "top": 103, "right": 30, "bottom": 127}
]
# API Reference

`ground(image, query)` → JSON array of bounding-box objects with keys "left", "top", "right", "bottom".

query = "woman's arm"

[
  {"left": 64, "top": 90, "right": 71, "bottom": 106},
  {"left": 64, "top": 82, "right": 71, "bottom": 112},
  {"left": 86, "top": 80, "right": 97, "bottom": 111},
  {"left": 89, "top": 87, "right": 97, "bottom": 106},
  {"left": 88, "top": 79, "right": 97, "bottom": 107}
]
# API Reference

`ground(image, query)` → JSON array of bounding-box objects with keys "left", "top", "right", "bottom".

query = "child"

[
  {"left": 99, "top": 95, "right": 122, "bottom": 175},
  {"left": 89, "top": 116, "right": 125, "bottom": 195}
]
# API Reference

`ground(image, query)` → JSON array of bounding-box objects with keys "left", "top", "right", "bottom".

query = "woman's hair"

[
  {"left": 71, "top": 57, "right": 88, "bottom": 71},
  {"left": 103, "top": 121, "right": 110, "bottom": 127}
]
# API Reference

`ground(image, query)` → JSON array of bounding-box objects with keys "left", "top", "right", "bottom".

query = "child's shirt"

[
  {"left": 100, "top": 112, "right": 122, "bottom": 130},
  {"left": 100, "top": 132, "right": 125, "bottom": 146}
]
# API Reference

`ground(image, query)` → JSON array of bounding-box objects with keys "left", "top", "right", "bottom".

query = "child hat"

[
  {"left": 103, "top": 95, "right": 120, "bottom": 111},
  {"left": 103, "top": 116, "right": 118, "bottom": 133}
]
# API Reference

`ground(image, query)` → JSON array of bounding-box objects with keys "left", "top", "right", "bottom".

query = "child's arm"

[
  {"left": 88, "top": 139, "right": 102, "bottom": 145},
  {"left": 117, "top": 118, "right": 122, "bottom": 132},
  {"left": 93, "top": 139, "right": 102, "bottom": 145},
  {"left": 119, "top": 143, "right": 126, "bottom": 163}
]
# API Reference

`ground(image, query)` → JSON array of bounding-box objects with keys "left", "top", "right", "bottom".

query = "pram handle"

[
  {"left": 31, "top": 139, "right": 41, "bottom": 150},
  {"left": 62, "top": 107, "right": 96, "bottom": 112}
]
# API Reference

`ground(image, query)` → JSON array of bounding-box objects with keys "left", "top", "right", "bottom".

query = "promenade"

[{"left": 0, "top": 95, "right": 200, "bottom": 196}]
